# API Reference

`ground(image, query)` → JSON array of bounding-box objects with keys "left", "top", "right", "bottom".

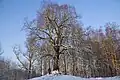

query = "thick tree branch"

[
  {"left": 13, "top": 46, "right": 28, "bottom": 70},
  {"left": 59, "top": 16, "right": 78, "bottom": 28},
  {"left": 15, "top": 53, "right": 28, "bottom": 70},
  {"left": 46, "top": 15, "right": 58, "bottom": 35},
  {"left": 38, "top": 29, "right": 54, "bottom": 43},
  {"left": 59, "top": 48, "right": 68, "bottom": 54}
]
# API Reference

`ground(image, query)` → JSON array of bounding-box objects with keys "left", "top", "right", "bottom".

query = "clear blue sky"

[{"left": 0, "top": 0, "right": 120, "bottom": 61}]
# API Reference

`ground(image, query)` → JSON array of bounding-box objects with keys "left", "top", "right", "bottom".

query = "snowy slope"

[
  {"left": 29, "top": 74, "right": 120, "bottom": 80},
  {"left": 29, "top": 74, "right": 87, "bottom": 80}
]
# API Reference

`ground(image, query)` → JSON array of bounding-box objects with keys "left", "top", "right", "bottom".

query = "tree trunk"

[
  {"left": 48, "top": 59, "right": 51, "bottom": 74},
  {"left": 64, "top": 55, "right": 67, "bottom": 75},
  {"left": 40, "top": 59, "right": 42, "bottom": 76},
  {"left": 73, "top": 58, "right": 75, "bottom": 76},
  {"left": 53, "top": 54, "right": 59, "bottom": 71},
  {"left": 43, "top": 60, "right": 47, "bottom": 75},
  {"left": 14, "top": 70, "right": 17, "bottom": 80},
  {"left": 72, "top": 53, "right": 76, "bottom": 76},
  {"left": 28, "top": 60, "right": 32, "bottom": 79}
]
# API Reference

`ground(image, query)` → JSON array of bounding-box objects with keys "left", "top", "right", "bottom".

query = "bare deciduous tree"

[
  {"left": 13, "top": 37, "right": 37, "bottom": 79},
  {"left": 24, "top": 2, "right": 79, "bottom": 71}
]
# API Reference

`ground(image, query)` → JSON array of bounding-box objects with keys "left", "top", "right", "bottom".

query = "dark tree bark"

[
  {"left": 53, "top": 54, "right": 59, "bottom": 71},
  {"left": 48, "top": 59, "right": 51, "bottom": 74},
  {"left": 27, "top": 60, "right": 32, "bottom": 79},
  {"left": 40, "top": 59, "right": 42, "bottom": 76}
]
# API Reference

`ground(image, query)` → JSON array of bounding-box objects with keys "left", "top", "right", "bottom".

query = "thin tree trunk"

[
  {"left": 43, "top": 60, "right": 47, "bottom": 75},
  {"left": 72, "top": 56, "right": 76, "bottom": 76},
  {"left": 72, "top": 51, "right": 76, "bottom": 76},
  {"left": 40, "top": 59, "right": 42, "bottom": 76},
  {"left": 48, "top": 59, "right": 51, "bottom": 74},
  {"left": 28, "top": 60, "right": 32, "bottom": 79},
  {"left": 64, "top": 55, "right": 67, "bottom": 75},
  {"left": 14, "top": 70, "right": 17, "bottom": 80}
]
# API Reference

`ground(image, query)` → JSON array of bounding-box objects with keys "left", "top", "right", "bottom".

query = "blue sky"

[{"left": 0, "top": 0, "right": 120, "bottom": 61}]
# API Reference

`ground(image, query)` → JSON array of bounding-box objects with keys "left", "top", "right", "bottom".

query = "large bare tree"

[{"left": 24, "top": 2, "right": 79, "bottom": 71}]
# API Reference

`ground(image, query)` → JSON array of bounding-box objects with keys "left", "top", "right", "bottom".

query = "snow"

[
  {"left": 29, "top": 73, "right": 120, "bottom": 80},
  {"left": 51, "top": 70, "right": 59, "bottom": 74},
  {"left": 29, "top": 74, "right": 86, "bottom": 80}
]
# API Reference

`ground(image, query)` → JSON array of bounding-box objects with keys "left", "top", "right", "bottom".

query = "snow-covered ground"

[{"left": 29, "top": 74, "right": 120, "bottom": 80}]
